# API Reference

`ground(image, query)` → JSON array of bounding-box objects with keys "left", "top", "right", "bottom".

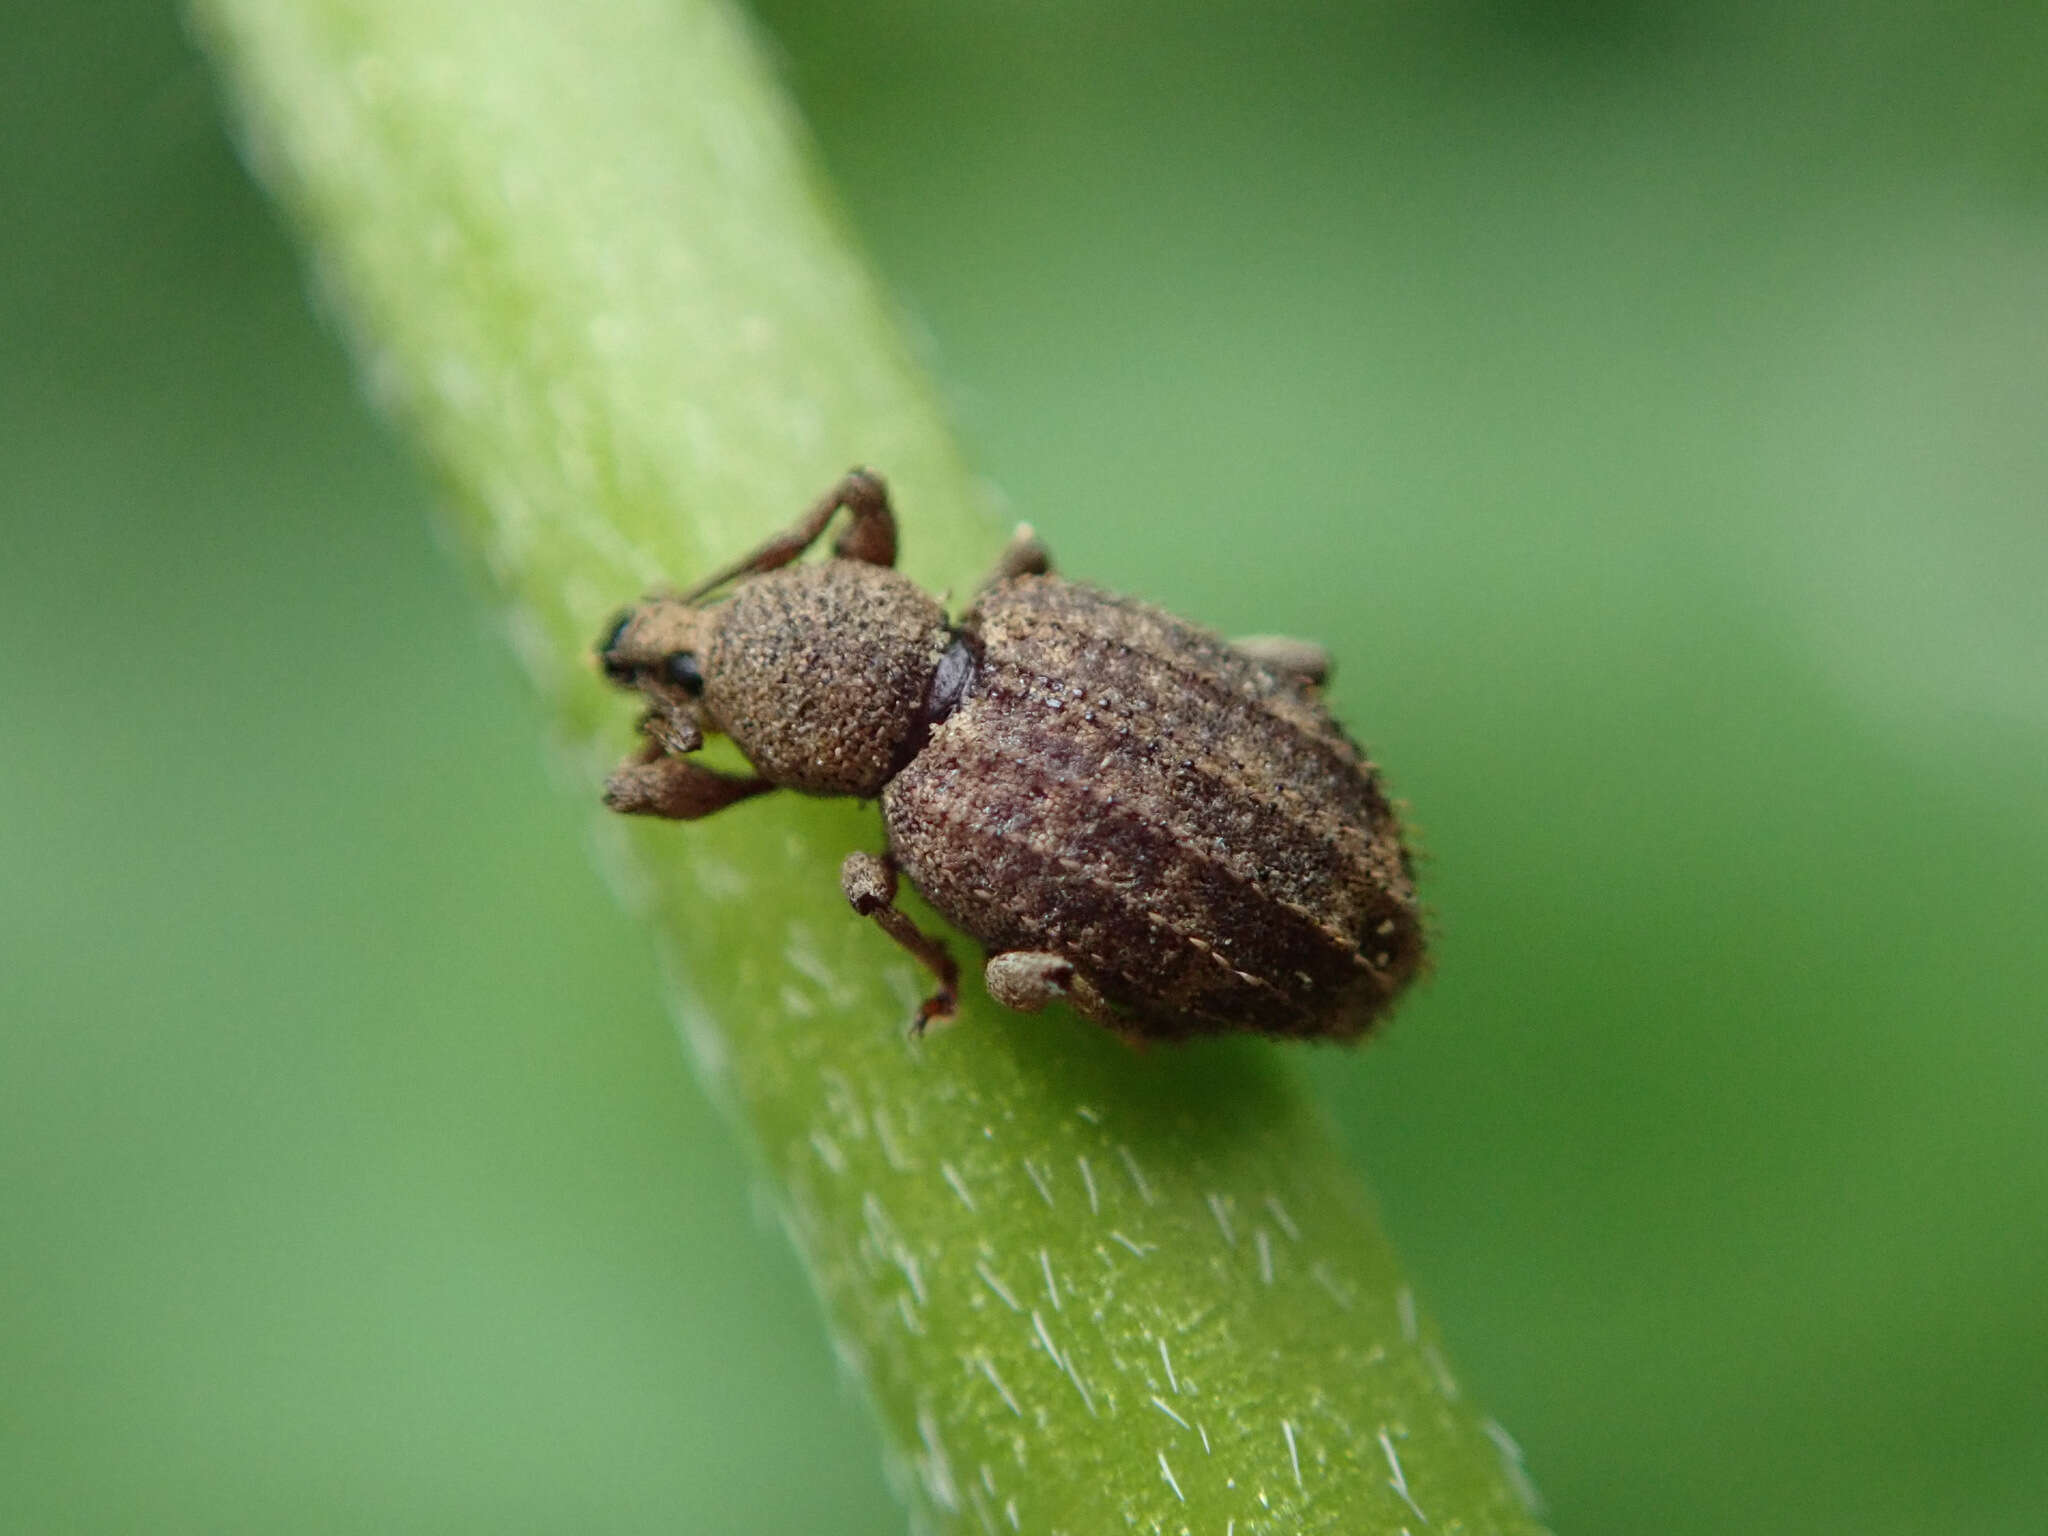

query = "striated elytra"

[{"left": 598, "top": 470, "right": 1424, "bottom": 1042}]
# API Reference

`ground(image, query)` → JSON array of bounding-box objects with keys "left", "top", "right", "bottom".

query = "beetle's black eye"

[
  {"left": 663, "top": 650, "right": 705, "bottom": 696},
  {"left": 598, "top": 613, "right": 637, "bottom": 682}
]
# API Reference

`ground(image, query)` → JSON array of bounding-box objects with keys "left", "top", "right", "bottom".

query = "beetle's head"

[
  {"left": 598, "top": 563, "right": 950, "bottom": 798},
  {"left": 597, "top": 597, "right": 721, "bottom": 756}
]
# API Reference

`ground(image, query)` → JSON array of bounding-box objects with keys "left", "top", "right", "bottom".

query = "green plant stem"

[{"left": 191, "top": 2, "right": 1547, "bottom": 1530}]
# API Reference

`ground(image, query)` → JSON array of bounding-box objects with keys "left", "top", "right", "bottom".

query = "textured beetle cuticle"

[{"left": 598, "top": 469, "right": 1425, "bottom": 1042}]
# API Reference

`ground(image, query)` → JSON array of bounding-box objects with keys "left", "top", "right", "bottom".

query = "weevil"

[{"left": 598, "top": 470, "right": 1424, "bottom": 1041}]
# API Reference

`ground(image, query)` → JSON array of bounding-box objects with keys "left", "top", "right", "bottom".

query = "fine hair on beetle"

[{"left": 598, "top": 469, "right": 1424, "bottom": 1043}]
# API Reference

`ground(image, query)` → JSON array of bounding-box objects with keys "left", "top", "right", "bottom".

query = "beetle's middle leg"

[
  {"left": 840, "top": 851, "right": 959, "bottom": 1034},
  {"left": 680, "top": 468, "right": 899, "bottom": 601},
  {"left": 1232, "top": 635, "right": 1331, "bottom": 689},
  {"left": 972, "top": 522, "right": 1053, "bottom": 598}
]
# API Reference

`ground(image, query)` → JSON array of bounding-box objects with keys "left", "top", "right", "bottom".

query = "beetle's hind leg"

[
  {"left": 680, "top": 468, "right": 899, "bottom": 600},
  {"left": 840, "top": 852, "right": 959, "bottom": 1034},
  {"left": 984, "top": 951, "right": 1119, "bottom": 1030},
  {"left": 1232, "top": 634, "right": 1331, "bottom": 689}
]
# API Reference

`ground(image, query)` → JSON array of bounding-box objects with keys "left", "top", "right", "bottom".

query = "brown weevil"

[{"left": 597, "top": 469, "right": 1424, "bottom": 1042}]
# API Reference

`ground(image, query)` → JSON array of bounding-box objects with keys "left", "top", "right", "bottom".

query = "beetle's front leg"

[
  {"left": 680, "top": 468, "right": 898, "bottom": 600},
  {"left": 604, "top": 749, "right": 772, "bottom": 820},
  {"left": 840, "top": 852, "right": 958, "bottom": 1034},
  {"left": 639, "top": 700, "right": 704, "bottom": 757}
]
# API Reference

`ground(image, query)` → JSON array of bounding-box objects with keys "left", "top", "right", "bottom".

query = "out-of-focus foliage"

[{"left": 3, "top": 3, "right": 2044, "bottom": 1535}]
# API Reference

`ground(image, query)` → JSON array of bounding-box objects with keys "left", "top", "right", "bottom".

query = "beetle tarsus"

[
  {"left": 840, "top": 851, "right": 959, "bottom": 1033},
  {"left": 909, "top": 986, "right": 959, "bottom": 1038}
]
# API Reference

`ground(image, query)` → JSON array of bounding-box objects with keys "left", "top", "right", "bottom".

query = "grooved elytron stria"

[{"left": 598, "top": 470, "right": 1423, "bottom": 1043}]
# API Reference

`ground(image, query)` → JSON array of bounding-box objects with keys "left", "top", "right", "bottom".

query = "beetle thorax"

[{"left": 707, "top": 562, "right": 952, "bottom": 798}]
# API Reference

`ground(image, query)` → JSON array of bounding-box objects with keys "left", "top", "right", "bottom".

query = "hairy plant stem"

[{"left": 192, "top": 2, "right": 1547, "bottom": 1529}]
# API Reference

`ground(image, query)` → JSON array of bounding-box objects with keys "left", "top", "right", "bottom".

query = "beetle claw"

[{"left": 908, "top": 987, "right": 959, "bottom": 1038}]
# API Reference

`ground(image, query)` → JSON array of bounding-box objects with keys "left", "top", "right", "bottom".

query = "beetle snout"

[
  {"left": 597, "top": 610, "right": 638, "bottom": 685},
  {"left": 596, "top": 599, "right": 718, "bottom": 715}
]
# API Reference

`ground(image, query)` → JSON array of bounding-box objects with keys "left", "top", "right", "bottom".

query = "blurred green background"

[{"left": 5, "top": 2, "right": 2045, "bottom": 1533}]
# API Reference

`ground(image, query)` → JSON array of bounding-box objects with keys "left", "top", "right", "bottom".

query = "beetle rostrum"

[{"left": 598, "top": 469, "right": 1424, "bottom": 1042}]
